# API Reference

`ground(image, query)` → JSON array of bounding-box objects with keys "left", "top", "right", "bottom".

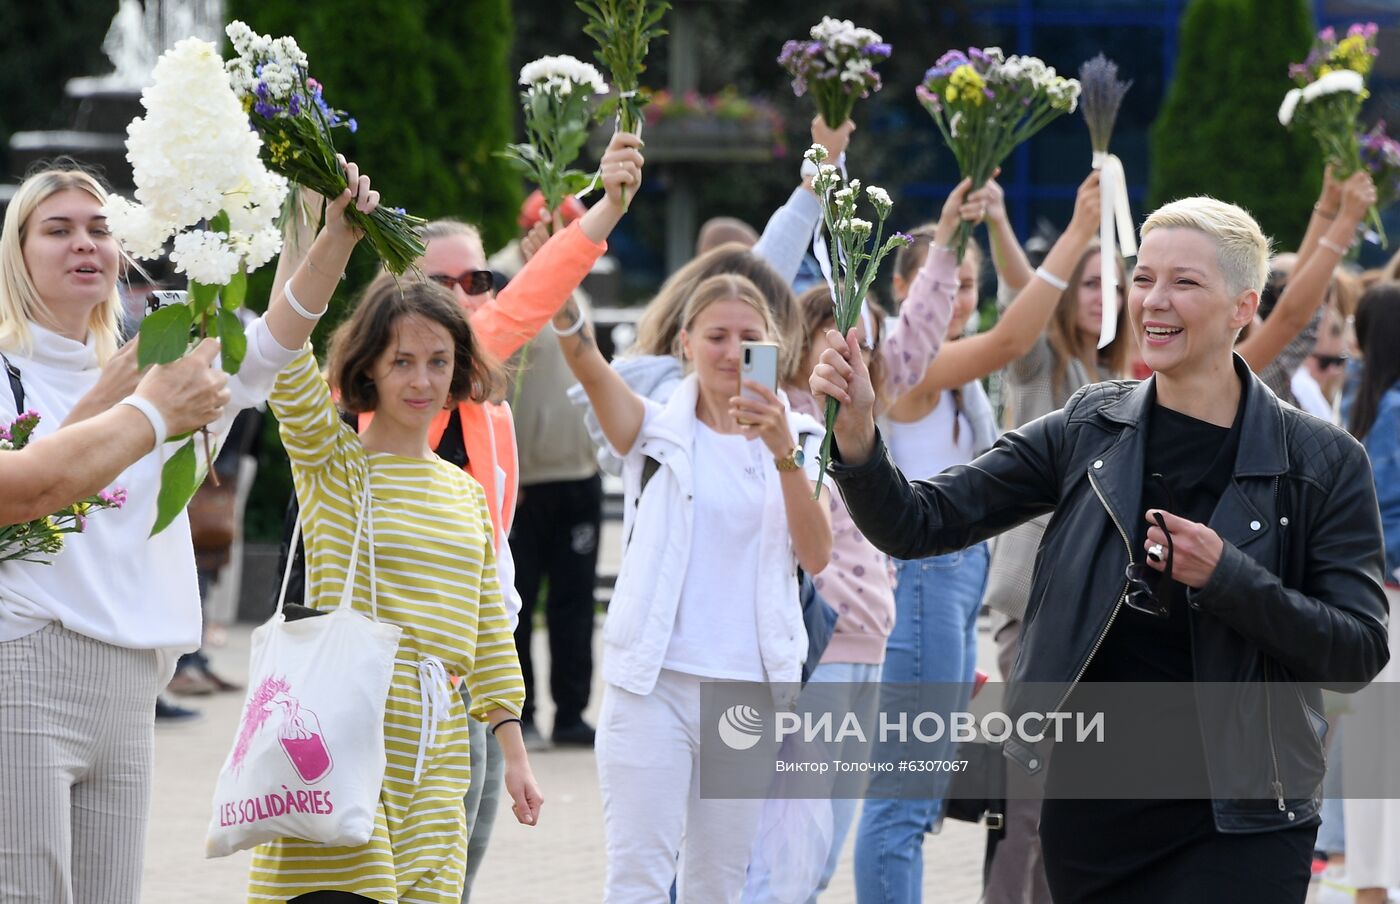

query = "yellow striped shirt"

[{"left": 247, "top": 349, "right": 525, "bottom": 903}]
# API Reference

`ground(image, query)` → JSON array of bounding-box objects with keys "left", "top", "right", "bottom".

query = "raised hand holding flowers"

[
  {"left": 805, "top": 143, "right": 911, "bottom": 494},
  {"left": 780, "top": 17, "right": 889, "bottom": 130},
  {"left": 1279, "top": 23, "right": 1384, "bottom": 244},
  {"left": 919, "top": 47, "right": 1081, "bottom": 260},
  {"left": 225, "top": 21, "right": 426, "bottom": 272},
  {"left": 500, "top": 55, "right": 610, "bottom": 219}
]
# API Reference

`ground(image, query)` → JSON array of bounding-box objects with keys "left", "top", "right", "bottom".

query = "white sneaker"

[{"left": 1318, "top": 867, "right": 1356, "bottom": 904}]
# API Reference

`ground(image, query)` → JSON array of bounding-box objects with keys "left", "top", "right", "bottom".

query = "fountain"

[{"left": 4, "top": 0, "right": 224, "bottom": 206}]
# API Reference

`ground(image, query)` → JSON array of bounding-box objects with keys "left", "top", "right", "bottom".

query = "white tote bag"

[{"left": 206, "top": 478, "right": 403, "bottom": 858}]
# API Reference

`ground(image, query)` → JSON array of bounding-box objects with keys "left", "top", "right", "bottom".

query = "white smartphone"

[{"left": 740, "top": 341, "right": 780, "bottom": 402}]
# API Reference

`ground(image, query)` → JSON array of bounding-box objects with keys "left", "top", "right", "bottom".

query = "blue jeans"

[{"left": 854, "top": 545, "right": 989, "bottom": 904}]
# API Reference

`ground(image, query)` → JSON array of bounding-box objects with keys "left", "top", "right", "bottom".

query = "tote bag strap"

[
  {"left": 272, "top": 518, "right": 303, "bottom": 619},
  {"left": 272, "top": 471, "right": 380, "bottom": 620},
  {"left": 334, "top": 473, "right": 380, "bottom": 619}
]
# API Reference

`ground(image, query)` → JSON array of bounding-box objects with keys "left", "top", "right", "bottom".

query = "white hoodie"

[{"left": 0, "top": 318, "right": 298, "bottom": 654}]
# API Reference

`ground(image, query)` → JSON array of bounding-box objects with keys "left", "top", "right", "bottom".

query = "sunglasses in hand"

[
  {"left": 428, "top": 269, "right": 494, "bottom": 296},
  {"left": 1123, "top": 473, "right": 1176, "bottom": 618}
]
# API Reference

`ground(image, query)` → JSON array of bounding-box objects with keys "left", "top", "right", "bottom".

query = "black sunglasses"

[
  {"left": 1123, "top": 474, "right": 1176, "bottom": 618},
  {"left": 1310, "top": 352, "right": 1349, "bottom": 370},
  {"left": 428, "top": 269, "right": 494, "bottom": 296}
]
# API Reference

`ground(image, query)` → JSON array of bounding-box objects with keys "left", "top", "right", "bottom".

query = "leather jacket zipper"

[
  {"left": 1055, "top": 468, "right": 1132, "bottom": 712},
  {"left": 1263, "top": 477, "right": 1290, "bottom": 814}
]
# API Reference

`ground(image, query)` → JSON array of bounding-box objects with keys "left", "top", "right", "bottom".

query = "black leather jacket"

[{"left": 831, "top": 357, "right": 1390, "bottom": 832}]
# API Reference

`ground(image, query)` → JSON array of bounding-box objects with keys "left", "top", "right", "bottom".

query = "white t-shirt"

[
  {"left": 1290, "top": 368, "right": 1336, "bottom": 423},
  {"left": 662, "top": 422, "right": 771, "bottom": 681}
]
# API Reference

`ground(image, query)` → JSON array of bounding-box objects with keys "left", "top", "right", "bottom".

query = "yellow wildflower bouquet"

[
  {"left": 918, "top": 48, "right": 1080, "bottom": 260},
  {"left": 1279, "top": 23, "right": 1383, "bottom": 244}
]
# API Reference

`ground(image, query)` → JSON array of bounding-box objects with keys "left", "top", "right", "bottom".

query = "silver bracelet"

[
  {"left": 118, "top": 394, "right": 168, "bottom": 447},
  {"left": 1034, "top": 266, "right": 1069, "bottom": 292},
  {"left": 306, "top": 258, "right": 346, "bottom": 281},
  {"left": 1317, "top": 236, "right": 1348, "bottom": 256},
  {"left": 283, "top": 278, "right": 326, "bottom": 321},
  {"left": 551, "top": 310, "right": 587, "bottom": 337}
]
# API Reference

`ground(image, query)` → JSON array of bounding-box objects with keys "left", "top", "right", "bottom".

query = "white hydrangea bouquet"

[
  {"left": 918, "top": 47, "right": 1080, "bottom": 260},
  {"left": 499, "top": 55, "right": 610, "bottom": 217},
  {"left": 104, "top": 37, "right": 288, "bottom": 534},
  {"left": 805, "top": 143, "right": 911, "bottom": 495},
  {"left": 225, "top": 21, "right": 426, "bottom": 274}
]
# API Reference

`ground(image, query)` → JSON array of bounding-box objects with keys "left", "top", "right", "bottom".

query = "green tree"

[{"left": 1149, "top": 0, "right": 1320, "bottom": 249}]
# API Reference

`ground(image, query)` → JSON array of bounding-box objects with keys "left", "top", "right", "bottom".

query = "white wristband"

[
  {"left": 283, "top": 278, "right": 325, "bottom": 322},
  {"left": 119, "top": 394, "right": 168, "bottom": 447},
  {"left": 1317, "top": 236, "right": 1348, "bottom": 256},
  {"left": 552, "top": 311, "right": 587, "bottom": 337},
  {"left": 1034, "top": 266, "right": 1069, "bottom": 292}
]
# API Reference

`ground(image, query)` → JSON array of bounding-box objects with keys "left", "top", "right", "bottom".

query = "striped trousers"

[{"left": 0, "top": 623, "right": 162, "bottom": 904}]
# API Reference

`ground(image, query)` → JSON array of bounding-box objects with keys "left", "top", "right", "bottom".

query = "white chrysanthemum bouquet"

[
  {"left": 225, "top": 21, "right": 426, "bottom": 273},
  {"left": 805, "top": 143, "right": 911, "bottom": 495},
  {"left": 104, "top": 36, "right": 289, "bottom": 534},
  {"left": 499, "top": 55, "right": 610, "bottom": 217}
]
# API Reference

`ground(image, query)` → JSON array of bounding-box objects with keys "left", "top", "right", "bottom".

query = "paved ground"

[{"left": 141, "top": 619, "right": 992, "bottom": 903}]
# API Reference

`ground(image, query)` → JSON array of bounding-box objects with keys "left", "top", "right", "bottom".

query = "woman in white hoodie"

[
  {"left": 556, "top": 272, "right": 832, "bottom": 903},
  {"left": 0, "top": 164, "right": 370, "bottom": 903}
]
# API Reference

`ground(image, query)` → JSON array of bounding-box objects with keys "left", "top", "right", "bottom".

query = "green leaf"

[
  {"left": 188, "top": 280, "right": 219, "bottom": 319},
  {"left": 209, "top": 210, "right": 231, "bottom": 235},
  {"left": 217, "top": 309, "right": 247, "bottom": 375},
  {"left": 150, "top": 440, "right": 198, "bottom": 537},
  {"left": 221, "top": 267, "right": 247, "bottom": 311},
  {"left": 137, "top": 304, "right": 193, "bottom": 368}
]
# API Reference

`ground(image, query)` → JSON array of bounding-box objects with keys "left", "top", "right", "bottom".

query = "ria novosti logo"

[{"left": 717, "top": 704, "right": 765, "bottom": 750}]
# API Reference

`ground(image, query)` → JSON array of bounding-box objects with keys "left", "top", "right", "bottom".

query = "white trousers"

[
  {"left": 1343, "top": 586, "right": 1400, "bottom": 888},
  {"left": 598, "top": 669, "right": 765, "bottom": 904}
]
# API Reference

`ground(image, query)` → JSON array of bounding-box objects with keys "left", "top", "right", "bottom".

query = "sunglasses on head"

[
  {"left": 1123, "top": 474, "right": 1176, "bottom": 619},
  {"left": 428, "top": 269, "right": 494, "bottom": 296},
  {"left": 1310, "top": 352, "right": 1348, "bottom": 370}
]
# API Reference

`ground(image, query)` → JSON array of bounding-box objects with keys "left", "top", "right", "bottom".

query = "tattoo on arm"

[{"left": 569, "top": 322, "right": 597, "bottom": 358}]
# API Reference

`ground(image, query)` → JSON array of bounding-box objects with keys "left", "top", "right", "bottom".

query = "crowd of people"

[{"left": 0, "top": 103, "right": 1396, "bottom": 904}]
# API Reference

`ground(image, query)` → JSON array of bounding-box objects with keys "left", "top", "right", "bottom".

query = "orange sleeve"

[{"left": 471, "top": 220, "right": 607, "bottom": 362}]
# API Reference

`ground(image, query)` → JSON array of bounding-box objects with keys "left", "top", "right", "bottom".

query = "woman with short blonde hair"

[{"left": 816, "top": 194, "right": 1389, "bottom": 903}]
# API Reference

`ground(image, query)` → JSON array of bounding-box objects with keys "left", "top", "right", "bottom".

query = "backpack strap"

[
  {"left": 2, "top": 354, "right": 23, "bottom": 413},
  {"left": 623, "top": 455, "right": 664, "bottom": 553}
]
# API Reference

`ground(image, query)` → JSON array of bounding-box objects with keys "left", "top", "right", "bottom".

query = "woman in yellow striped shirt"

[{"left": 246, "top": 160, "right": 538, "bottom": 903}]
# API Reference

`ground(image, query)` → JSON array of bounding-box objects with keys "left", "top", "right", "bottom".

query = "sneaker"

[
  {"left": 155, "top": 697, "right": 202, "bottom": 724},
  {"left": 166, "top": 668, "right": 217, "bottom": 697},
  {"left": 521, "top": 721, "right": 552, "bottom": 752},
  {"left": 552, "top": 721, "right": 596, "bottom": 747},
  {"left": 1319, "top": 866, "right": 1356, "bottom": 904}
]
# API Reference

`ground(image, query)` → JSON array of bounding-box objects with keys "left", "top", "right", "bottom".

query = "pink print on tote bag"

[{"left": 230, "top": 675, "right": 334, "bottom": 785}]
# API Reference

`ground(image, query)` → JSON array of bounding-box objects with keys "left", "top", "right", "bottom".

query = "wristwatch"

[{"left": 774, "top": 445, "right": 805, "bottom": 472}]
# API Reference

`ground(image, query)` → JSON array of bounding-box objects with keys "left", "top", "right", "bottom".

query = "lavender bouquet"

[
  {"left": 779, "top": 17, "right": 889, "bottom": 128},
  {"left": 919, "top": 47, "right": 1080, "bottom": 260},
  {"left": 1359, "top": 121, "right": 1400, "bottom": 217},
  {"left": 1079, "top": 54, "right": 1135, "bottom": 349}
]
